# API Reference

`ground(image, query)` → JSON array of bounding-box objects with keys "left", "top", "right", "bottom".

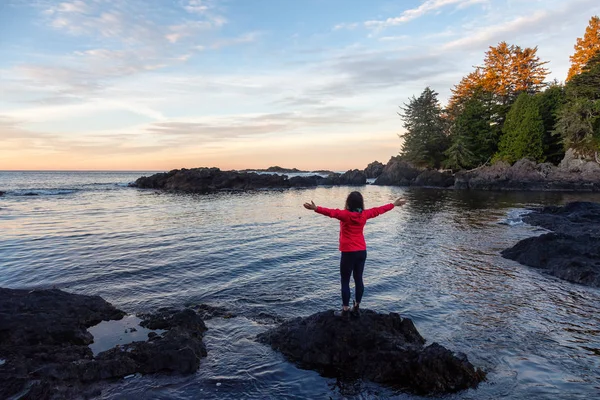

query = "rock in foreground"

[
  {"left": 257, "top": 310, "right": 485, "bottom": 395},
  {"left": 0, "top": 288, "right": 208, "bottom": 400},
  {"left": 502, "top": 202, "right": 600, "bottom": 287}
]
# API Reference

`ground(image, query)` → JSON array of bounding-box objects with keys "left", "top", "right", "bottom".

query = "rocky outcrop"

[
  {"left": 133, "top": 167, "right": 367, "bottom": 193},
  {"left": 502, "top": 202, "right": 600, "bottom": 287},
  {"left": 257, "top": 310, "right": 485, "bottom": 395},
  {"left": 455, "top": 157, "right": 600, "bottom": 191},
  {"left": 364, "top": 161, "right": 385, "bottom": 179},
  {"left": 330, "top": 169, "right": 367, "bottom": 185},
  {"left": 0, "top": 288, "right": 208, "bottom": 400},
  {"left": 414, "top": 170, "right": 455, "bottom": 187},
  {"left": 265, "top": 166, "right": 302, "bottom": 173},
  {"left": 373, "top": 157, "right": 422, "bottom": 186}
]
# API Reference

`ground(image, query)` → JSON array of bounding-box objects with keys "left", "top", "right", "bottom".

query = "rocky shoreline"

[
  {"left": 373, "top": 150, "right": 600, "bottom": 191},
  {"left": 502, "top": 202, "right": 600, "bottom": 287},
  {"left": 0, "top": 288, "right": 486, "bottom": 399},
  {"left": 130, "top": 149, "right": 600, "bottom": 194}
]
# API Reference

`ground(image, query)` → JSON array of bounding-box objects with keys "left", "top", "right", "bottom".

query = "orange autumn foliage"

[
  {"left": 449, "top": 42, "right": 549, "bottom": 111},
  {"left": 567, "top": 16, "right": 600, "bottom": 81}
]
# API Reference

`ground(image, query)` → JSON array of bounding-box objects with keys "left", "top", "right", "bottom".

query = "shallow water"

[{"left": 1, "top": 171, "right": 600, "bottom": 399}]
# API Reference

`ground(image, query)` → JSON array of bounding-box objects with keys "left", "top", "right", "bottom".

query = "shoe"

[
  {"left": 351, "top": 301, "right": 360, "bottom": 317},
  {"left": 334, "top": 309, "right": 349, "bottom": 318}
]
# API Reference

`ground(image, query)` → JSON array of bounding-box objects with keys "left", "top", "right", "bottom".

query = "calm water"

[{"left": 1, "top": 171, "right": 600, "bottom": 400}]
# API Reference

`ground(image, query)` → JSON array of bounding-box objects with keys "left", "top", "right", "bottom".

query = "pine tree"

[
  {"left": 445, "top": 94, "right": 500, "bottom": 169},
  {"left": 496, "top": 93, "right": 545, "bottom": 163},
  {"left": 535, "top": 83, "right": 567, "bottom": 164},
  {"left": 567, "top": 16, "right": 600, "bottom": 81},
  {"left": 399, "top": 87, "right": 449, "bottom": 168},
  {"left": 556, "top": 52, "right": 600, "bottom": 158}
]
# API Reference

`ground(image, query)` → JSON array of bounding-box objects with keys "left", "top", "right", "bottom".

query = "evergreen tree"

[
  {"left": 496, "top": 93, "right": 545, "bottom": 163},
  {"left": 445, "top": 93, "right": 500, "bottom": 169},
  {"left": 444, "top": 131, "right": 477, "bottom": 170},
  {"left": 567, "top": 16, "right": 600, "bottom": 81},
  {"left": 556, "top": 52, "right": 600, "bottom": 158},
  {"left": 399, "top": 87, "right": 448, "bottom": 168},
  {"left": 535, "top": 83, "right": 567, "bottom": 164}
]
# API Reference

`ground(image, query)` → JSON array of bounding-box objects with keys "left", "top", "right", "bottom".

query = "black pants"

[{"left": 340, "top": 250, "right": 367, "bottom": 307}]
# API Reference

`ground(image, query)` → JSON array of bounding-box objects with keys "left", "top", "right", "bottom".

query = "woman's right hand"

[
  {"left": 393, "top": 198, "right": 407, "bottom": 207},
  {"left": 303, "top": 200, "right": 317, "bottom": 211}
]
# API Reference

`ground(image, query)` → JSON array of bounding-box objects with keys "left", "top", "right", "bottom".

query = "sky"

[{"left": 1, "top": 0, "right": 599, "bottom": 171}]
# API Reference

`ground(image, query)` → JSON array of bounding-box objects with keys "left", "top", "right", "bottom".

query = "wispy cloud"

[{"left": 334, "top": 0, "right": 488, "bottom": 32}]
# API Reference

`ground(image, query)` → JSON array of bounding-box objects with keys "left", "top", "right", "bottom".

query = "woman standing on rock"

[{"left": 303, "top": 192, "right": 406, "bottom": 317}]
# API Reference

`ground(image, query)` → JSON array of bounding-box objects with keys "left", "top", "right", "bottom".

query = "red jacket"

[{"left": 315, "top": 203, "right": 395, "bottom": 252}]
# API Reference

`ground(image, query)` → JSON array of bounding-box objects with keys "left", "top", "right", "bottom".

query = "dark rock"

[
  {"left": 322, "top": 170, "right": 366, "bottom": 186},
  {"left": 132, "top": 167, "right": 363, "bottom": 193},
  {"left": 257, "top": 310, "right": 485, "bottom": 395},
  {"left": 502, "top": 233, "right": 600, "bottom": 287},
  {"left": 455, "top": 156, "right": 600, "bottom": 191},
  {"left": 337, "top": 169, "right": 367, "bottom": 185},
  {"left": 0, "top": 288, "right": 125, "bottom": 348},
  {"left": 414, "top": 170, "right": 455, "bottom": 187},
  {"left": 502, "top": 202, "right": 600, "bottom": 287},
  {"left": 523, "top": 201, "right": 600, "bottom": 236},
  {"left": 0, "top": 288, "right": 208, "bottom": 400},
  {"left": 373, "top": 157, "right": 422, "bottom": 186},
  {"left": 364, "top": 161, "right": 385, "bottom": 179},
  {"left": 0, "top": 191, "right": 4, "bottom": 196},
  {"left": 288, "top": 175, "right": 323, "bottom": 187},
  {"left": 265, "top": 166, "right": 303, "bottom": 173}
]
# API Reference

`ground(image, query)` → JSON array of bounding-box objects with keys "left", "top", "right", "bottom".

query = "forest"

[{"left": 399, "top": 16, "right": 600, "bottom": 170}]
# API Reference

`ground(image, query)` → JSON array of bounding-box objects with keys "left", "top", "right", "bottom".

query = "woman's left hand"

[{"left": 303, "top": 201, "right": 317, "bottom": 211}]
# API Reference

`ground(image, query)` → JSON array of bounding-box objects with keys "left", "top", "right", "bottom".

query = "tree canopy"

[
  {"left": 567, "top": 16, "right": 600, "bottom": 81},
  {"left": 399, "top": 87, "right": 448, "bottom": 169},
  {"left": 398, "top": 16, "right": 599, "bottom": 169}
]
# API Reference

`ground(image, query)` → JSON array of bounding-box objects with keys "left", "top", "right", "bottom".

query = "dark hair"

[{"left": 345, "top": 191, "right": 364, "bottom": 212}]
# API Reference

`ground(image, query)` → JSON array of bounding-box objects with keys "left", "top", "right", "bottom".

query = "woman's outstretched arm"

[
  {"left": 363, "top": 197, "right": 407, "bottom": 219},
  {"left": 303, "top": 200, "right": 348, "bottom": 221}
]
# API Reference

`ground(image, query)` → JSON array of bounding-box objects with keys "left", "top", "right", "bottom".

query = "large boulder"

[
  {"left": 414, "top": 170, "right": 455, "bottom": 187},
  {"left": 364, "top": 161, "right": 385, "bottom": 179},
  {"left": 502, "top": 202, "right": 600, "bottom": 287},
  {"left": 373, "top": 157, "right": 422, "bottom": 186},
  {"left": 0, "top": 288, "right": 208, "bottom": 400},
  {"left": 338, "top": 169, "right": 367, "bottom": 185},
  {"left": 257, "top": 310, "right": 485, "bottom": 395}
]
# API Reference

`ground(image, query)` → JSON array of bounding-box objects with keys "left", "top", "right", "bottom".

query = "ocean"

[{"left": 1, "top": 171, "right": 599, "bottom": 399}]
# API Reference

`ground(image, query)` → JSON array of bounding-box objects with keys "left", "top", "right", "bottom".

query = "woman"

[{"left": 304, "top": 192, "right": 406, "bottom": 317}]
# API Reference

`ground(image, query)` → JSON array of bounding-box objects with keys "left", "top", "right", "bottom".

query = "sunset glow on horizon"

[{"left": 1, "top": 0, "right": 598, "bottom": 171}]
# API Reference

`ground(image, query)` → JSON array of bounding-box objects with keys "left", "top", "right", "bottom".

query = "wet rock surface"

[
  {"left": 257, "top": 309, "right": 485, "bottom": 395},
  {"left": 502, "top": 202, "right": 600, "bottom": 287},
  {"left": 132, "top": 167, "right": 367, "bottom": 193},
  {"left": 455, "top": 157, "right": 600, "bottom": 191},
  {"left": 0, "top": 288, "right": 208, "bottom": 400}
]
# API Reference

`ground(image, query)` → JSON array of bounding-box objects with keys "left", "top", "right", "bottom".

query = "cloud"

[
  {"left": 145, "top": 108, "right": 368, "bottom": 140},
  {"left": 442, "top": 0, "right": 599, "bottom": 51},
  {"left": 334, "top": 0, "right": 487, "bottom": 31}
]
